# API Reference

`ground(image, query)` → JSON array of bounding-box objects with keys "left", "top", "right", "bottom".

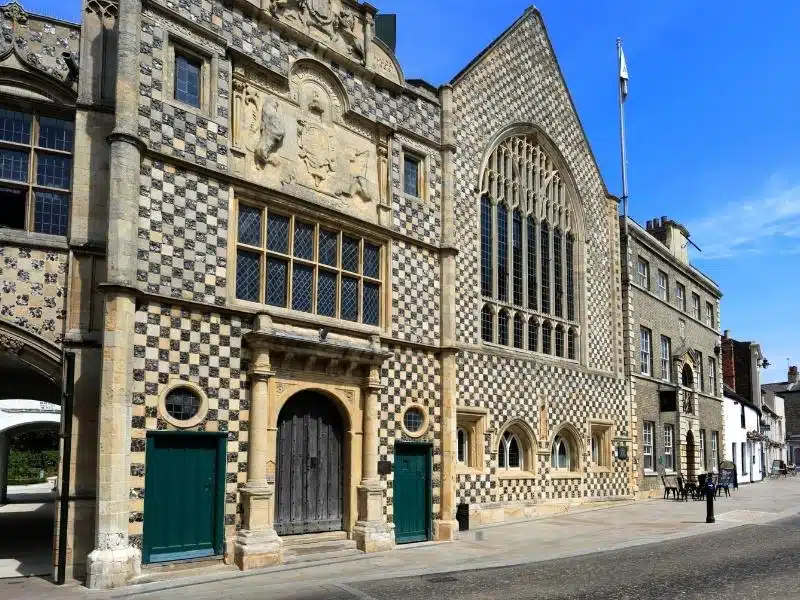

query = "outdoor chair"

[
  {"left": 769, "top": 460, "right": 787, "bottom": 478},
  {"left": 661, "top": 475, "right": 678, "bottom": 499},
  {"left": 676, "top": 475, "right": 691, "bottom": 502}
]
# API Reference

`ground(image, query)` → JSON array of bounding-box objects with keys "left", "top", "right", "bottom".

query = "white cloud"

[{"left": 687, "top": 175, "right": 800, "bottom": 259}]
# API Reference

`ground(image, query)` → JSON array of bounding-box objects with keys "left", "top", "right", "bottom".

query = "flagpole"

[{"left": 617, "top": 37, "right": 629, "bottom": 237}]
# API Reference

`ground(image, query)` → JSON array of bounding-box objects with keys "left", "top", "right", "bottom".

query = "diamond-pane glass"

[
  {"left": 38, "top": 117, "right": 74, "bottom": 152},
  {"left": 291, "top": 264, "right": 313, "bottom": 312},
  {"left": 342, "top": 236, "right": 359, "bottom": 273},
  {"left": 266, "top": 257, "right": 288, "bottom": 306},
  {"left": 319, "top": 229, "right": 338, "bottom": 266},
  {"left": 363, "top": 243, "right": 380, "bottom": 279},
  {"left": 175, "top": 54, "right": 201, "bottom": 108},
  {"left": 341, "top": 276, "right": 358, "bottom": 321},
  {"left": 34, "top": 191, "right": 69, "bottom": 236},
  {"left": 236, "top": 250, "right": 260, "bottom": 301},
  {"left": 403, "top": 407, "right": 424, "bottom": 433},
  {"left": 363, "top": 282, "right": 379, "bottom": 325},
  {"left": 0, "top": 149, "right": 28, "bottom": 182},
  {"left": 238, "top": 205, "right": 261, "bottom": 246},
  {"left": 0, "top": 108, "right": 31, "bottom": 144},
  {"left": 317, "top": 270, "right": 337, "bottom": 317},
  {"left": 165, "top": 387, "right": 201, "bottom": 421},
  {"left": 294, "top": 221, "right": 314, "bottom": 259},
  {"left": 267, "top": 213, "right": 290, "bottom": 253}
]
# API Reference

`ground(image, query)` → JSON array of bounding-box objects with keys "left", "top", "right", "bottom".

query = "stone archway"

[{"left": 274, "top": 390, "right": 346, "bottom": 536}]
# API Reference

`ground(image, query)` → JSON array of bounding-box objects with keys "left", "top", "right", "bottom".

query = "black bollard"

[{"left": 705, "top": 473, "right": 715, "bottom": 523}]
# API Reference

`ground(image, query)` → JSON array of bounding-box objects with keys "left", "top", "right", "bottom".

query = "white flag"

[{"left": 619, "top": 45, "right": 629, "bottom": 100}]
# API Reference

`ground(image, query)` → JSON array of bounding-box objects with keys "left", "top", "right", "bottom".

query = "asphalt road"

[{"left": 168, "top": 513, "right": 800, "bottom": 600}]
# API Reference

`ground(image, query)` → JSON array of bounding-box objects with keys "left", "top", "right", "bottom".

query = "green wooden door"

[
  {"left": 393, "top": 443, "right": 431, "bottom": 544},
  {"left": 143, "top": 433, "right": 225, "bottom": 563}
]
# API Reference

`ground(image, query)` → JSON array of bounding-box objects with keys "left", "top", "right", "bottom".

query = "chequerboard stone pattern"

[
  {"left": 379, "top": 346, "right": 442, "bottom": 521},
  {"left": 128, "top": 301, "right": 248, "bottom": 550},
  {"left": 0, "top": 245, "right": 67, "bottom": 345},
  {"left": 391, "top": 240, "right": 440, "bottom": 346},
  {"left": 136, "top": 158, "right": 230, "bottom": 306},
  {"left": 451, "top": 10, "right": 632, "bottom": 508}
]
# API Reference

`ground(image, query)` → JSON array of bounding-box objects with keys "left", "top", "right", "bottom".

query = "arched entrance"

[
  {"left": 686, "top": 431, "right": 696, "bottom": 480},
  {"left": 275, "top": 391, "right": 344, "bottom": 536}
]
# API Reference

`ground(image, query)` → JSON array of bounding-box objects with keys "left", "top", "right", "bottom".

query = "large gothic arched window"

[{"left": 478, "top": 132, "right": 581, "bottom": 360}]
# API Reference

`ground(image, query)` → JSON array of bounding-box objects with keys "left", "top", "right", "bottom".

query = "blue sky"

[{"left": 23, "top": 0, "right": 799, "bottom": 381}]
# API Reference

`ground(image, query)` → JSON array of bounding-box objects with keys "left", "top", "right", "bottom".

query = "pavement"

[
  {"left": 0, "top": 482, "right": 56, "bottom": 580},
  {"left": 2, "top": 476, "right": 799, "bottom": 599}
]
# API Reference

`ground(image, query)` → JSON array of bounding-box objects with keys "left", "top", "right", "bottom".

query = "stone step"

[
  {"left": 283, "top": 546, "right": 363, "bottom": 565},
  {"left": 281, "top": 531, "right": 349, "bottom": 546},
  {"left": 282, "top": 535, "right": 362, "bottom": 564}
]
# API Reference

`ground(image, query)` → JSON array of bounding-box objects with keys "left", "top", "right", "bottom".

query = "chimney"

[
  {"left": 790, "top": 365, "right": 799, "bottom": 384},
  {"left": 721, "top": 332, "right": 736, "bottom": 390}
]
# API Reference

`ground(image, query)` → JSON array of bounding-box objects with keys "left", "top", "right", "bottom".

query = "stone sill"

[
  {"left": 497, "top": 471, "right": 536, "bottom": 481},
  {"left": 643, "top": 471, "right": 660, "bottom": 477},
  {"left": 589, "top": 467, "right": 612, "bottom": 474},
  {"left": 0, "top": 228, "right": 69, "bottom": 251},
  {"left": 551, "top": 473, "right": 582, "bottom": 480},
  {"left": 457, "top": 466, "right": 487, "bottom": 477}
]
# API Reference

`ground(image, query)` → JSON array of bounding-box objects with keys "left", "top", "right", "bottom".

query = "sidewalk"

[{"left": 4, "top": 477, "right": 800, "bottom": 600}]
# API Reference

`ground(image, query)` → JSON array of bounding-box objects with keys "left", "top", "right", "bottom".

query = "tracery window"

[
  {"left": 498, "top": 431, "right": 521, "bottom": 469},
  {"left": 478, "top": 133, "right": 579, "bottom": 359}
]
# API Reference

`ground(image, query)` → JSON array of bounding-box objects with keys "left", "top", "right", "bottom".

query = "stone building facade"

[
  {"left": 0, "top": 0, "right": 633, "bottom": 589},
  {"left": 763, "top": 366, "right": 800, "bottom": 466},
  {"left": 621, "top": 217, "right": 723, "bottom": 497}
]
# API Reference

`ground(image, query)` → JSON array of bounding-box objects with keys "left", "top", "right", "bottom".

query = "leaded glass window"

[
  {"left": 513, "top": 313, "right": 524, "bottom": 349},
  {"left": 498, "top": 432, "right": 521, "bottom": 469},
  {"left": 480, "top": 196, "right": 493, "bottom": 298},
  {"left": 0, "top": 107, "right": 73, "bottom": 235},
  {"left": 542, "top": 321, "right": 552, "bottom": 354},
  {"left": 555, "top": 325, "right": 564, "bottom": 358},
  {"left": 165, "top": 387, "right": 202, "bottom": 421},
  {"left": 498, "top": 309, "right": 509, "bottom": 346},
  {"left": 527, "top": 215, "right": 537, "bottom": 310},
  {"left": 175, "top": 53, "right": 201, "bottom": 108},
  {"left": 481, "top": 304, "right": 493, "bottom": 343},
  {"left": 528, "top": 319, "right": 538, "bottom": 352},
  {"left": 553, "top": 227, "right": 563, "bottom": 317},
  {"left": 540, "top": 222, "right": 550, "bottom": 314},
  {"left": 235, "top": 205, "right": 382, "bottom": 326},
  {"left": 403, "top": 153, "right": 421, "bottom": 197},
  {"left": 512, "top": 210, "right": 523, "bottom": 306},
  {"left": 477, "top": 132, "right": 579, "bottom": 360},
  {"left": 497, "top": 203, "right": 508, "bottom": 302}
]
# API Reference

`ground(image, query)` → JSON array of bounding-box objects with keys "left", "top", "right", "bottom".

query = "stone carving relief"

[
  {"left": 0, "top": 332, "right": 24, "bottom": 354},
  {"left": 268, "top": 0, "right": 364, "bottom": 61},
  {"left": 232, "top": 60, "right": 387, "bottom": 224}
]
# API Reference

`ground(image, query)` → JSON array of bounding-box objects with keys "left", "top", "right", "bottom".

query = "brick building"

[
  {"left": 620, "top": 217, "right": 723, "bottom": 496},
  {"left": 763, "top": 366, "right": 800, "bottom": 466},
  {"left": 0, "top": 1, "right": 633, "bottom": 588}
]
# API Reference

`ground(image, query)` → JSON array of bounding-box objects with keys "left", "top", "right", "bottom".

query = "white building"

[
  {"left": 722, "top": 385, "right": 763, "bottom": 484},
  {"left": 761, "top": 387, "right": 787, "bottom": 469}
]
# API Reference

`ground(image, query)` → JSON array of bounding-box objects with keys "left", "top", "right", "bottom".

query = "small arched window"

[
  {"left": 567, "top": 328, "right": 576, "bottom": 360},
  {"left": 591, "top": 434, "right": 600, "bottom": 464},
  {"left": 513, "top": 314, "right": 524, "bottom": 349},
  {"left": 481, "top": 304, "right": 493, "bottom": 343},
  {"left": 542, "top": 321, "right": 552, "bottom": 355},
  {"left": 555, "top": 325, "right": 564, "bottom": 358},
  {"left": 457, "top": 428, "right": 468, "bottom": 464},
  {"left": 528, "top": 319, "right": 538, "bottom": 352},
  {"left": 551, "top": 435, "right": 570, "bottom": 470},
  {"left": 498, "top": 431, "right": 521, "bottom": 469},
  {"left": 498, "top": 309, "right": 509, "bottom": 346}
]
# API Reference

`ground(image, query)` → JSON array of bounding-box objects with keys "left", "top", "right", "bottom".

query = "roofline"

[
  {"left": 5, "top": 2, "right": 79, "bottom": 28},
  {"left": 723, "top": 384, "right": 762, "bottom": 416},
  {"left": 624, "top": 217, "right": 723, "bottom": 297},
  {"left": 449, "top": 5, "right": 614, "bottom": 199}
]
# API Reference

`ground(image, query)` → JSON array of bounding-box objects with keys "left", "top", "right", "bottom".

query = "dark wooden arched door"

[{"left": 275, "top": 391, "right": 344, "bottom": 535}]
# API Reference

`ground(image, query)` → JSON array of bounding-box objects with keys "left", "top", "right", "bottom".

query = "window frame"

[
  {"left": 636, "top": 257, "right": 650, "bottom": 289},
  {"left": 692, "top": 292, "right": 701, "bottom": 320},
  {"left": 589, "top": 421, "right": 613, "bottom": 470},
  {"left": 676, "top": 282, "right": 686, "bottom": 312},
  {"left": 640, "top": 326, "right": 652, "bottom": 376},
  {"left": 699, "top": 428, "right": 706, "bottom": 471},
  {"left": 664, "top": 424, "right": 675, "bottom": 472},
  {"left": 0, "top": 105, "right": 74, "bottom": 236},
  {"left": 711, "top": 431, "right": 719, "bottom": 472},
  {"left": 233, "top": 200, "right": 384, "bottom": 328},
  {"left": 401, "top": 149, "right": 425, "bottom": 199},
  {"left": 657, "top": 270, "right": 668, "bottom": 301},
  {"left": 660, "top": 335, "right": 671, "bottom": 381},
  {"left": 705, "top": 301, "right": 715, "bottom": 328},
  {"left": 456, "top": 407, "right": 488, "bottom": 473},
  {"left": 707, "top": 356, "right": 717, "bottom": 395},
  {"left": 642, "top": 421, "right": 654, "bottom": 472},
  {"left": 498, "top": 431, "right": 522, "bottom": 471},
  {"left": 165, "top": 36, "right": 214, "bottom": 116}
]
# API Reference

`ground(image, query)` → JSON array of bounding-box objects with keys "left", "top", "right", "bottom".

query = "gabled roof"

[
  {"left": 724, "top": 384, "right": 761, "bottom": 416},
  {"left": 450, "top": 6, "right": 615, "bottom": 201},
  {"left": 762, "top": 381, "right": 800, "bottom": 395}
]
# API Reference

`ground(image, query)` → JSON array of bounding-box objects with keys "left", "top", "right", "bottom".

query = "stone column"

[
  {"left": 86, "top": 0, "right": 143, "bottom": 588},
  {"left": 0, "top": 432, "right": 7, "bottom": 505},
  {"left": 434, "top": 84, "right": 459, "bottom": 540},
  {"left": 234, "top": 330, "right": 282, "bottom": 569},
  {"left": 353, "top": 365, "right": 394, "bottom": 552}
]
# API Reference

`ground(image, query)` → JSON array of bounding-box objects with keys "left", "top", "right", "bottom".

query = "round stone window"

[
  {"left": 401, "top": 405, "right": 428, "bottom": 438},
  {"left": 165, "top": 387, "right": 201, "bottom": 421}
]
